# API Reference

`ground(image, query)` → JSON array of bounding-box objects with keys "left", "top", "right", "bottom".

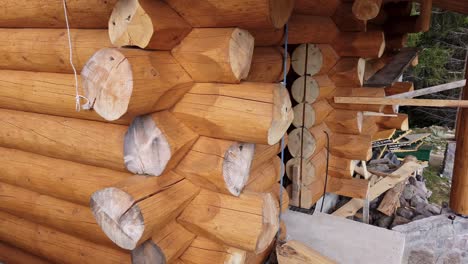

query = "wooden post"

[
  {"left": 0, "top": 0, "right": 116, "bottom": 28},
  {"left": 0, "top": 147, "right": 130, "bottom": 206},
  {"left": 291, "top": 44, "right": 340, "bottom": 76},
  {"left": 0, "top": 182, "right": 113, "bottom": 246},
  {"left": 0, "top": 29, "right": 110, "bottom": 73},
  {"left": 300, "top": 150, "right": 328, "bottom": 208},
  {"left": 124, "top": 111, "right": 198, "bottom": 176},
  {"left": 131, "top": 222, "right": 195, "bottom": 264},
  {"left": 0, "top": 211, "right": 131, "bottom": 264},
  {"left": 175, "top": 137, "right": 255, "bottom": 196},
  {"left": 291, "top": 75, "right": 336, "bottom": 103},
  {"left": 352, "top": 0, "right": 383, "bottom": 21},
  {"left": 178, "top": 189, "right": 279, "bottom": 253},
  {"left": 90, "top": 173, "right": 200, "bottom": 250},
  {"left": 333, "top": 31, "right": 386, "bottom": 59},
  {"left": 0, "top": 109, "right": 127, "bottom": 171},
  {"left": 82, "top": 48, "right": 193, "bottom": 121},
  {"left": 172, "top": 82, "right": 293, "bottom": 145},
  {"left": 246, "top": 47, "right": 290, "bottom": 83},
  {"left": 180, "top": 237, "right": 247, "bottom": 264},
  {"left": 164, "top": 0, "right": 294, "bottom": 28},
  {"left": 109, "top": 0, "right": 191, "bottom": 50},
  {"left": 172, "top": 28, "right": 254, "bottom": 83},
  {"left": 288, "top": 15, "right": 339, "bottom": 44},
  {"left": 450, "top": 63, "right": 468, "bottom": 215}
]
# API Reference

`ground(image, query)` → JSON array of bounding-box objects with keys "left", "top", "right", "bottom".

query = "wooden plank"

[
  {"left": 333, "top": 161, "right": 422, "bottom": 217},
  {"left": 377, "top": 182, "right": 406, "bottom": 216},
  {"left": 387, "top": 80, "right": 466, "bottom": 99},
  {"left": 334, "top": 97, "right": 468, "bottom": 107},
  {"left": 364, "top": 48, "right": 418, "bottom": 87}
]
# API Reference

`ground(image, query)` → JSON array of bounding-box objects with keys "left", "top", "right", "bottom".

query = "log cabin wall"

[{"left": 0, "top": 0, "right": 453, "bottom": 263}]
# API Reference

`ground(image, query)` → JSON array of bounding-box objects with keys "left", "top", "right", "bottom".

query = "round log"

[
  {"left": 333, "top": 31, "right": 386, "bottom": 59},
  {"left": 291, "top": 44, "right": 339, "bottom": 76},
  {"left": 175, "top": 137, "right": 255, "bottom": 196},
  {"left": 131, "top": 222, "right": 195, "bottom": 264},
  {"left": 164, "top": 0, "right": 294, "bottom": 29},
  {"left": 333, "top": 3, "right": 367, "bottom": 32},
  {"left": 352, "top": 0, "right": 383, "bottom": 21},
  {"left": 325, "top": 109, "right": 364, "bottom": 135},
  {"left": 329, "top": 133, "right": 372, "bottom": 160},
  {"left": 249, "top": 27, "right": 284, "bottom": 46},
  {"left": 0, "top": 147, "right": 130, "bottom": 206},
  {"left": 329, "top": 58, "right": 366, "bottom": 87},
  {"left": 177, "top": 190, "right": 279, "bottom": 254},
  {"left": 0, "top": 211, "right": 131, "bottom": 264},
  {"left": 90, "top": 174, "right": 200, "bottom": 250},
  {"left": 0, "top": 29, "right": 110, "bottom": 73},
  {"left": 291, "top": 75, "right": 335, "bottom": 103},
  {"left": 0, "top": 242, "right": 50, "bottom": 264},
  {"left": 251, "top": 136, "right": 287, "bottom": 170},
  {"left": 288, "top": 124, "right": 328, "bottom": 159},
  {"left": 172, "top": 82, "right": 293, "bottom": 145},
  {"left": 109, "top": 0, "right": 191, "bottom": 50},
  {"left": 180, "top": 237, "right": 247, "bottom": 264},
  {"left": 0, "top": 0, "right": 117, "bottom": 28},
  {"left": 292, "top": 101, "right": 333, "bottom": 129},
  {"left": 0, "top": 109, "right": 127, "bottom": 171},
  {"left": 246, "top": 47, "right": 290, "bottom": 83},
  {"left": 293, "top": 0, "right": 340, "bottom": 16},
  {"left": 124, "top": 111, "right": 198, "bottom": 176},
  {"left": 288, "top": 15, "right": 339, "bottom": 45},
  {"left": 245, "top": 156, "right": 283, "bottom": 193},
  {"left": 171, "top": 28, "right": 254, "bottom": 83},
  {"left": 81, "top": 48, "right": 193, "bottom": 121},
  {"left": 0, "top": 182, "right": 113, "bottom": 246}
]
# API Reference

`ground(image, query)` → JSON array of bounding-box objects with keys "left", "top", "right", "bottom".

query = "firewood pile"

[{"left": 0, "top": 0, "right": 435, "bottom": 263}]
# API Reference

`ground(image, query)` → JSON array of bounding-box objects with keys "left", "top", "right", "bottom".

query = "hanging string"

[
  {"left": 276, "top": 23, "right": 289, "bottom": 241},
  {"left": 62, "top": 0, "right": 89, "bottom": 111},
  {"left": 320, "top": 131, "right": 331, "bottom": 213}
]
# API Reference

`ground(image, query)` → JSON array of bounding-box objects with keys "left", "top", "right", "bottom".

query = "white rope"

[{"left": 62, "top": 0, "right": 90, "bottom": 111}]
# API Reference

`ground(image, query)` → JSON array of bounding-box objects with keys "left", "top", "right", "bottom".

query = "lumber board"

[
  {"left": 334, "top": 97, "right": 468, "bottom": 107},
  {"left": 364, "top": 48, "right": 418, "bottom": 87}
]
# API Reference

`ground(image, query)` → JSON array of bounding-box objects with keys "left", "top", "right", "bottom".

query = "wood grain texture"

[
  {"left": 180, "top": 236, "right": 247, "bottom": 264},
  {"left": 109, "top": 0, "right": 191, "bottom": 50},
  {"left": 82, "top": 48, "right": 193, "bottom": 121},
  {"left": 0, "top": 29, "right": 110, "bottom": 73},
  {"left": 172, "top": 82, "right": 293, "bottom": 145},
  {"left": 172, "top": 28, "right": 254, "bottom": 83},
  {"left": 288, "top": 15, "right": 339, "bottom": 44},
  {"left": 0, "top": 211, "right": 131, "bottom": 264},
  {"left": 0, "top": 109, "right": 127, "bottom": 171},
  {"left": 0, "top": 242, "right": 50, "bottom": 264}
]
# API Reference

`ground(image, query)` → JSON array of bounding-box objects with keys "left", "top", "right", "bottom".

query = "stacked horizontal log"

[
  {"left": 0, "top": 0, "right": 432, "bottom": 262},
  {"left": 0, "top": 0, "right": 295, "bottom": 263},
  {"left": 282, "top": 0, "right": 427, "bottom": 209}
]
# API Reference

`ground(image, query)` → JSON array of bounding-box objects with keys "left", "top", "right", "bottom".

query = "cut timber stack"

[
  {"left": 282, "top": 0, "right": 430, "bottom": 210},
  {"left": 0, "top": 0, "right": 436, "bottom": 262},
  {"left": 0, "top": 0, "right": 295, "bottom": 263}
]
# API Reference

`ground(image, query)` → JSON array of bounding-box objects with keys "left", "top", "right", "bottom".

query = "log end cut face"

[
  {"left": 124, "top": 114, "right": 171, "bottom": 176},
  {"left": 223, "top": 142, "right": 256, "bottom": 196},
  {"left": 291, "top": 44, "right": 323, "bottom": 76},
  {"left": 131, "top": 240, "right": 166, "bottom": 264},
  {"left": 269, "top": 0, "right": 295, "bottom": 28},
  {"left": 256, "top": 193, "right": 279, "bottom": 253},
  {"left": 269, "top": 85, "right": 293, "bottom": 145},
  {"left": 287, "top": 128, "right": 316, "bottom": 159},
  {"left": 90, "top": 188, "right": 144, "bottom": 250},
  {"left": 352, "top": 0, "right": 382, "bottom": 21},
  {"left": 229, "top": 29, "right": 255, "bottom": 81},
  {"left": 81, "top": 48, "right": 133, "bottom": 121},
  {"left": 109, "top": 0, "right": 154, "bottom": 48}
]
